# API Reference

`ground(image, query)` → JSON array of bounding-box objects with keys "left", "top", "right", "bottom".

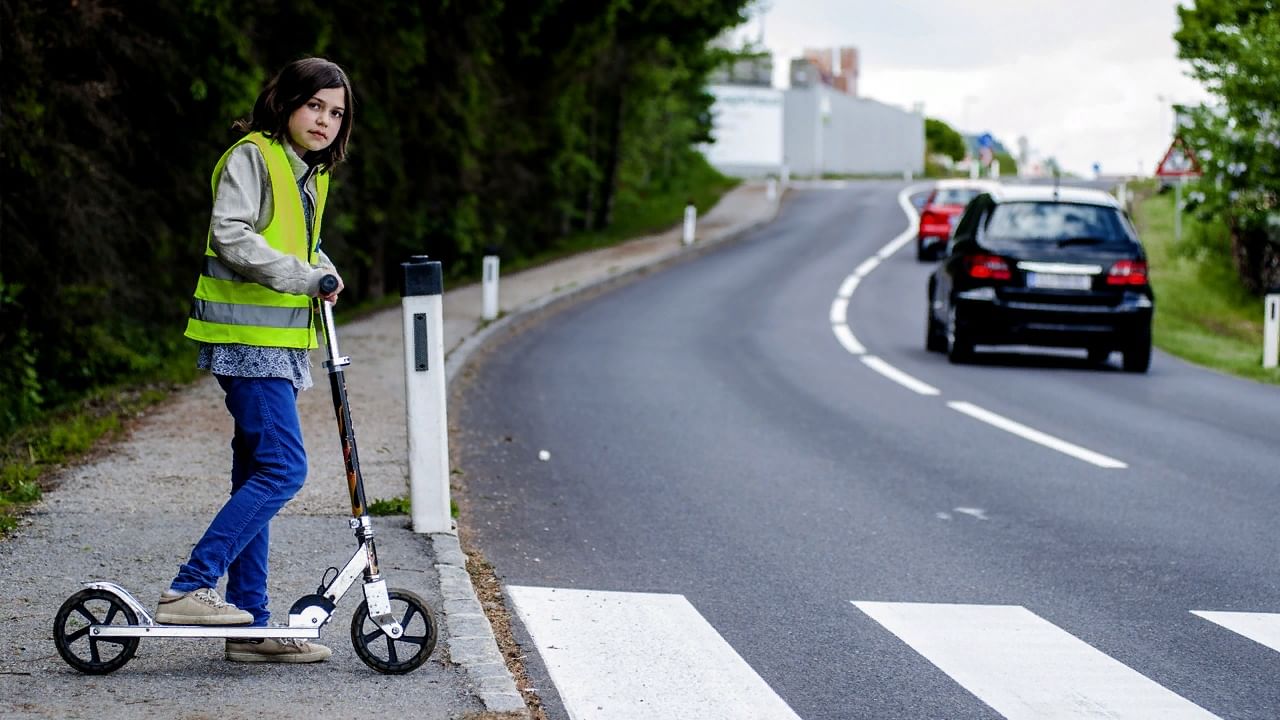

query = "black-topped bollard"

[{"left": 400, "top": 257, "right": 451, "bottom": 533}]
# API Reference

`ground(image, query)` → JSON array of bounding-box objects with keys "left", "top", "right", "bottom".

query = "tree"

[
  {"left": 0, "top": 1, "right": 753, "bottom": 435},
  {"left": 993, "top": 150, "right": 1018, "bottom": 177},
  {"left": 925, "top": 118, "right": 965, "bottom": 163},
  {"left": 1174, "top": 0, "right": 1280, "bottom": 293}
]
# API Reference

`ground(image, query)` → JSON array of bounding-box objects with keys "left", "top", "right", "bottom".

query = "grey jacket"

[{"left": 209, "top": 139, "right": 337, "bottom": 297}]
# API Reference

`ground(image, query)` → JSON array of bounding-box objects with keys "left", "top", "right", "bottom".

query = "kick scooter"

[{"left": 53, "top": 276, "right": 437, "bottom": 674}]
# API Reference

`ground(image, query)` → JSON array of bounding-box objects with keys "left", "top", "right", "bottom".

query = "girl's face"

[{"left": 286, "top": 87, "right": 345, "bottom": 157}]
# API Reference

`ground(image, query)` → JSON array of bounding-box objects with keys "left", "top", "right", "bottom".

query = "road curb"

[
  {"left": 431, "top": 531, "right": 527, "bottom": 713},
  {"left": 431, "top": 186, "right": 786, "bottom": 715}
]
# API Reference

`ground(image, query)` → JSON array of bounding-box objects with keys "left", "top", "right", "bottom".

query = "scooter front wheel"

[
  {"left": 350, "top": 588, "right": 437, "bottom": 674},
  {"left": 53, "top": 589, "right": 140, "bottom": 674}
]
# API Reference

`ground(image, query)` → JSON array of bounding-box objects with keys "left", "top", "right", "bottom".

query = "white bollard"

[
  {"left": 682, "top": 203, "right": 696, "bottom": 245},
  {"left": 781, "top": 164, "right": 790, "bottom": 186},
  {"left": 766, "top": 178, "right": 778, "bottom": 201},
  {"left": 482, "top": 254, "right": 500, "bottom": 321},
  {"left": 991, "top": 159, "right": 1001, "bottom": 179},
  {"left": 1117, "top": 182, "right": 1128, "bottom": 211},
  {"left": 969, "top": 162, "right": 979, "bottom": 180},
  {"left": 400, "top": 256, "right": 452, "bottom": 534},
  {"left": 1264, "top": 294, "right": 1280, "bottom": 369}
]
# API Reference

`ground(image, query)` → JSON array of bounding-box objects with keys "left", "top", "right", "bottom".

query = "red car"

[{"left": 916, "top": 180, "right": 1000, "bottom": 261}]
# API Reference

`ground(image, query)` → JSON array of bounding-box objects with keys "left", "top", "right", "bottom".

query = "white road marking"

[
  {"left": 825, "top": 184, "right": 1128, "bottom": 470},
  {"left": 947, "top": 401, "right": 1127, "bottom": 469},
  {"left": 832, "top": 323, "right": 866, "bottom": 355},
  {"left": 855, "top": 257, "right": 880, "bottom": 277},
  {"left": 829, "top": 297, "right": 849, "bottom": 325},
  {"left": 861, "top": 355, "right": 940, "bottom": 395},
  {"left": 508, "top": 586, "right": 801, "bottom": 720},
  {"left": 827, "top": 184, "right": 925, "bottom": 365},
  {"left": 837, "top": 273, "right": 860, "bottom": 298},
  {"left": 1192, "top": 611, "right": 1280, "bottom": 653},
  {"left": 853, "top": 602, "right": 1220, "bottom": 720},
  {"left": 953, "top": 507, "right": 988, "bottom": 520}
]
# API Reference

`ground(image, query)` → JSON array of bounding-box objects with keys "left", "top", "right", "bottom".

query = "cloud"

[{"left": 755, "top": 0, "right": 1209, "bottom": 174}]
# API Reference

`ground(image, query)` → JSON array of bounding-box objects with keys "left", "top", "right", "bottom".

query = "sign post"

[
  {"left": 977, "top": 132, "right": 994, "bottom": 178},
  {"left": 1265, "top": 294, "right": 1279, "bottom": 370},
  {"left": 1154, "top": 137, "right": 1202, "bottom": 242}
]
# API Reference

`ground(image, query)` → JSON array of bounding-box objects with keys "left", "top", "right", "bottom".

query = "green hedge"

[{"left": 0, "top": 0, "right": 750, "bottom": 438}]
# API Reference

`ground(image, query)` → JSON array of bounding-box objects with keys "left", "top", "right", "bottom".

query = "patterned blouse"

[{"left": 197, "top": 344, "right": 313, "bottom": 390}]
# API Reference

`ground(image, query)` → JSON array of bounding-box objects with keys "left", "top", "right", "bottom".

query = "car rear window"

[
  {"left": 934, "top": 188, "right": 981, "bottom": 205},
  {"left": 985, "top": 202, "right": 1133, "bottom": 244}
]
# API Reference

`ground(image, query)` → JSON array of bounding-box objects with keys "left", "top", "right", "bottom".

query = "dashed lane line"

[{"left": 827, "top": 183, "right": 1127, "bottom": 470}]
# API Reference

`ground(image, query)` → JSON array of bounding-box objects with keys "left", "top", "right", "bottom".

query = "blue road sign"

[{"left": 978, "top": 133, "right": 994, "bottom": 149}]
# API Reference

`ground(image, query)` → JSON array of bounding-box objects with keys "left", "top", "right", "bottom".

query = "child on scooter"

[{"left": 158, "top": 57, "right": 352, "bottom": 664}]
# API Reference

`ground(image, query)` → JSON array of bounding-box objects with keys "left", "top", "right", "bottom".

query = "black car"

[{"left": 926, "top": 185, "right": 1154, "bottom": 372}]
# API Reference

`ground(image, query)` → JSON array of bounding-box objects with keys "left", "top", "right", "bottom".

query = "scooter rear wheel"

[
  {"left": 350, "top": 588, "right": 437, "bottom": 674},
  {"left": 54, "top": 589, "right": 140, "bottom": 674}
]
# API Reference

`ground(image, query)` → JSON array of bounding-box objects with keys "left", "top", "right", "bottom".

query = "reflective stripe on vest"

[
  {"left": 184, "top": 132, "right": 329, "bottom": 349},
  {"left": 190, "top": 298, "right": 312, "bottom": 329}
]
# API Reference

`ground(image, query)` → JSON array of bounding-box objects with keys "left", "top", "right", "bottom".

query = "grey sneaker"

[
  {"left": 225, "top": 637, "right": 332, "bottom": 663},
  {"left": 155, "top": 588, "right": 253, "bottom": 625}
]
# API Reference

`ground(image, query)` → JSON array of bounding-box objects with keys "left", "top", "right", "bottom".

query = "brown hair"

[{"left": 234, "top": 57, "right": 354, "bottom": 172}]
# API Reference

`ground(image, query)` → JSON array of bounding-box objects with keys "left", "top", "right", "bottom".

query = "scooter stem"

[{"left": 316, "top": 293, "right": 372, "bottom": 541}]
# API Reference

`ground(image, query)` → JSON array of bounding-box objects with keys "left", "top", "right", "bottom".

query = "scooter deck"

[{"left": 93, "top": 625, "right": 322, "bottom": 639}]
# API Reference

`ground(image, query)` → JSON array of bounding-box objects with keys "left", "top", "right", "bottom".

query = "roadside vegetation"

[
  {"left": 0, "top": 1, "right": 752, "bottom": 530},
  {"left": 1132, "top": 181, "right": 1280, "bottom": 385},
  {"left": 923, "top": 116, "right": 1019, "bottom": 178}
]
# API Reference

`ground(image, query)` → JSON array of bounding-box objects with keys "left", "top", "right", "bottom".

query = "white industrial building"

[{"left": 702, "top": 53, "right": 924, "bottom": 178}]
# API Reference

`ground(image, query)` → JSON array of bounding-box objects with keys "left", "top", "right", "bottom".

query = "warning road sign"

[{"left": 1156, "top": 137, "right": 1201, "bottom": 178}]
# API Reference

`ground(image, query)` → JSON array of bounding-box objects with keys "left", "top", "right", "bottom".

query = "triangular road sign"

[{"left": 1156, "top": 136, "right": 1202, "bottom": 178}]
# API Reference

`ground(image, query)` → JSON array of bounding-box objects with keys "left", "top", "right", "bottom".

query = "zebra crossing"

[{"left": 507, "top": 585, "right": 1280, "bottom": 720}]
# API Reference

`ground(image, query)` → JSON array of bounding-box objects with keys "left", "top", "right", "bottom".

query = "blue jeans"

[{"left": 171, "top": 376, "right": 307, "bottom": 625}]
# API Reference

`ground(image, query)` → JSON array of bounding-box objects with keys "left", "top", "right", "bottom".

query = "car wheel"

[
  {"left": 946, "top": 306, "right": 973, "bottom": 364},
  {"left": 1122, "top": 339, "right": 1151, "bottom": 373},
  {"left": 926, "top": 301, "right": 946, "bottom": 353},
  {"left": 915, "top": 238, "right": 928, "bottom": 262},
  {"left": 1087, "top": 347, "right": 1111, "bottom": 365}
]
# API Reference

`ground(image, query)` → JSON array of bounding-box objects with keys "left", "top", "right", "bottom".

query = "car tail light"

[
  {"left": 965, "top": 254, "right": 1011, "bottom": 281},
  {"left": 1106, "top": 260, "right": 1148, "bottom": 286},
  {"left": 920, "top": 209, "right": 945, "bottom": 227}
]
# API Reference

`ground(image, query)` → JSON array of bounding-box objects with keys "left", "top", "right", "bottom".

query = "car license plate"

[{"left": 1026, "top": 272, "right": 1091, "bottom": 290}]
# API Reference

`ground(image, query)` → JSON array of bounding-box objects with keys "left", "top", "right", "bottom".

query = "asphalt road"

[{"left": 454, "top": 180, "right": 1280, "bottom": 719}]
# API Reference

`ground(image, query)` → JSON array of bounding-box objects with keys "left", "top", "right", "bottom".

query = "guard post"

[
  {"left": 482, "top": 251, "right": 500, "bottom": 322},
  {"left": 400, "top": 256, "right": 452, "bottom": 533},
  {"left": 682, "top": 201, "right": 697, "bottom": 246}
]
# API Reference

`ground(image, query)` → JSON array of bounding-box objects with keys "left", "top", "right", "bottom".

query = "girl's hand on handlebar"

[{"left": 319, "top": 275, "right": 344, "bottom": 304}]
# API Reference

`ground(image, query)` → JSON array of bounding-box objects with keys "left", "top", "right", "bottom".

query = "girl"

[{"left": 157, "top": 57, "right": 352, "bottom": 664}]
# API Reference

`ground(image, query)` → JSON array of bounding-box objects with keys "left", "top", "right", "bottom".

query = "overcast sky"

[{"left": 740, "top": 0, "right": 1208, "bottom": 176}]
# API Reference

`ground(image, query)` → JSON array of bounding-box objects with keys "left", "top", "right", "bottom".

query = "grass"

[
  {"left": 367, "top": 495, "right": 459, "bottom": 519},
  {"left": 367, "top": 495, "right": 412, "bottom": 516},
  {"left": 1131, "top": 182, "right": 1280, "bottom": 384},
  {"left": 507, "top": 158, "right": 740, "bottom": 274},
  {"left": 0, "top": 352, "right": 200, "bottom": 532}
]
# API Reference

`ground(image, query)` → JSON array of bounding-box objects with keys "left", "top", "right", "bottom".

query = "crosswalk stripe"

[
  {"left": 853, "top": 601, "right": 1219, "bottom": 720},
  {"left": 1192, "top": 611, "right": 1280, "bottom": 653},
  {"left": 508, "top": 586, "right": 801, "bottom": 720}
]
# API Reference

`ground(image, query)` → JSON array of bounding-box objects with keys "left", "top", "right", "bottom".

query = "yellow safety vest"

[{"left": 185, "top": 132, "right": 329, "bottom": 348}]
